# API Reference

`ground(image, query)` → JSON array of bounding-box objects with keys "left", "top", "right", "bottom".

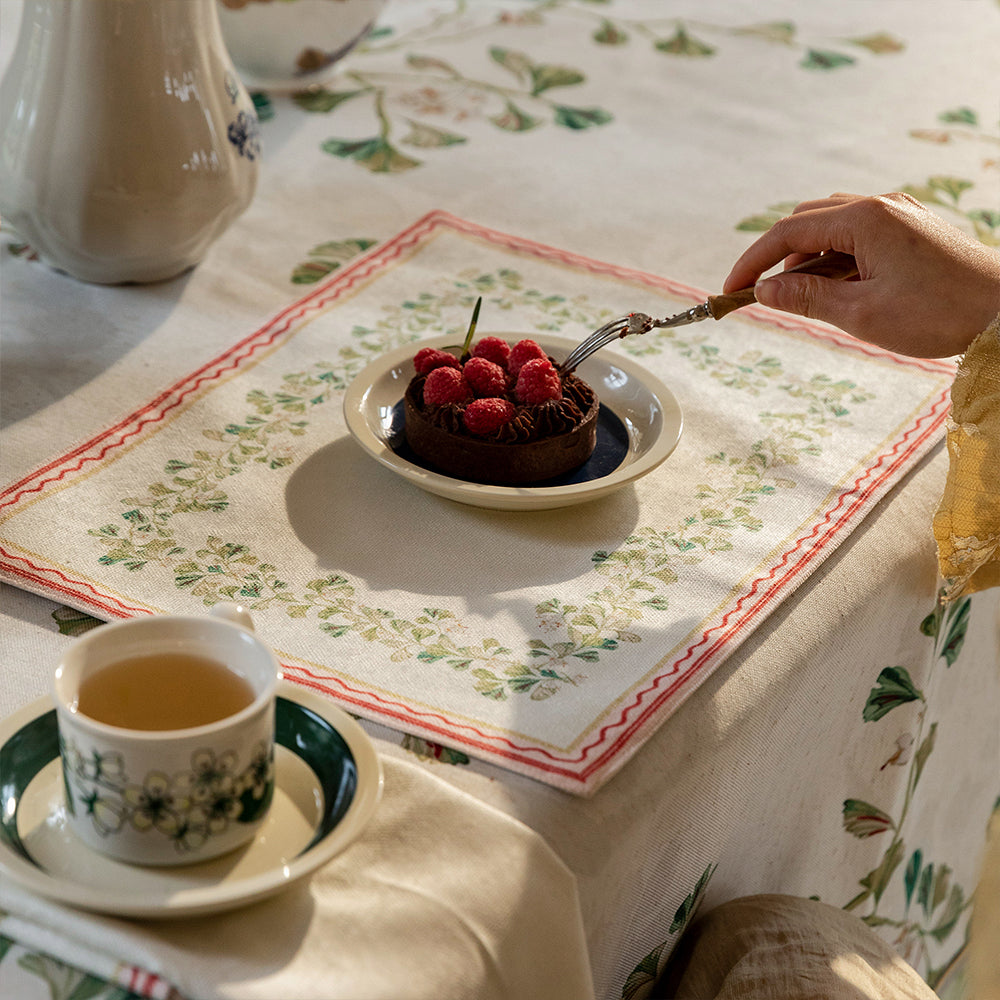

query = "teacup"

[{"left": 52, "top": 604, "right": 279, "bottom": 867}]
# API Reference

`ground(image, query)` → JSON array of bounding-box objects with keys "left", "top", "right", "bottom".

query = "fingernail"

[{"left": 753, "top": 277, "right": 777, "bottom": 304}]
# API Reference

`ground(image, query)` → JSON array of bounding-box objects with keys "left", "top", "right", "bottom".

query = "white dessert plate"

[
  {"left": 0, "top": 681, "right": 383, "bottom": 919},
  {"left": 343, "top": 333, "right": 684, "bottom": 511}
]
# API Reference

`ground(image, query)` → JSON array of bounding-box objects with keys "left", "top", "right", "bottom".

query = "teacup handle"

[{"left": 210, "top": 602, "right": 255, "bottom": 632}]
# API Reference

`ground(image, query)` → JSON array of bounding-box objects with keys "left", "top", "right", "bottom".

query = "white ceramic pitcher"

[{"left": 0, "top": 0, "right": 260, "bottom": 284}]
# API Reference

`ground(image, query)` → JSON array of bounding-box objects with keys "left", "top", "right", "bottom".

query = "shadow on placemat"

[{"left": 284, "top": 436, "right": 642, "bottom": 595}]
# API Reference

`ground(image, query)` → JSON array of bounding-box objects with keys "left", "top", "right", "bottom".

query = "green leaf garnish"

[{"left": 462, "top": 296, "right": 482, "bottom": 355}]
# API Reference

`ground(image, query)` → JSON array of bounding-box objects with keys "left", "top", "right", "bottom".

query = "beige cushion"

[{"left": 656, "top": 894, "right": 938, "bottom": 1000}]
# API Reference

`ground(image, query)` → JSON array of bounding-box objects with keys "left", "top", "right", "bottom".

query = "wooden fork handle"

[{"left": 706, "top": 251, "right": 859, "bottom": 320}]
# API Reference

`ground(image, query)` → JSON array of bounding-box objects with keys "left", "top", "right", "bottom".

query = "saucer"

[
  {"left": 343, "top": 333, "right": 684, "bottom": 511},
  {"left": 0, "top": 682, "right": 383, "bottom": 918}
]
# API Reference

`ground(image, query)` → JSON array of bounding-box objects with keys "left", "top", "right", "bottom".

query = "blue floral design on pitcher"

[{"left": 228, "top": 109, "right": 261, "bottom": 160}]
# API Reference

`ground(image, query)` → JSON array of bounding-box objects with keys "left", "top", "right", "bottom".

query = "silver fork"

[{"left": 558, "top": 251, "right": 858, "bottom": 374}]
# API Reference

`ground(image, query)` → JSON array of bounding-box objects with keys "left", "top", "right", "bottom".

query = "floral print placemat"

[{"left": 0, "top": 211, "right": 956, "bottom": 792}]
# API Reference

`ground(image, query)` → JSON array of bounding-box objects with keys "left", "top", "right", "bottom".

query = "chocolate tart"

[{"left": 403, "top": 369, "right": 599, "bottom": 485}]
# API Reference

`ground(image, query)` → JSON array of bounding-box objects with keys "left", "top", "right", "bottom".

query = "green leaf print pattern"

[
  {"left": 303, "top": 43, "right": 612, "bottom": 172},
  {"left": 738, "top": 108, "right": 999, "bottom": 244},
  {"left": 290, "top": 238, "right": 378, "bottom": 285},
  {"left": 862, "top": 666, "right": 924, "bottom": 723},
  {"left": 621, "top": 863, "right": 717, "bottom": 1000},
  {"left": 839, "top": 595, "right": 979, "bottom": 988},
  {"left": 88, "top": 270, "right": 876, "bottom": 703},
  {"left": 281, "top": 4, "right": 901, "bottom": 172},
  {"left": 908, "top": 107, "right": 1000, "bottom": 239},
  {"left": 7, "top": 945, "right": 135, "bottom": 1000},
  {"left": 400, "top": 734, "right": 471, "bottom": 765},
  {"left": 51, "top": 605, "right": 106, "bottom": 638}
]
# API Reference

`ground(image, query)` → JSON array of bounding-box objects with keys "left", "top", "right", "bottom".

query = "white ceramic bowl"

[
  {"left": 343, "top": 333, "right": 684, "bottom": 511},
  {"left": 218, "top": 0, "right": 387, "bottom": 91}
]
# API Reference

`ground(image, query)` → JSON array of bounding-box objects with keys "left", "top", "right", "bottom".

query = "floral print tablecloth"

[{"left": 1, "top": 2, "right": 998, "bottom": 999}]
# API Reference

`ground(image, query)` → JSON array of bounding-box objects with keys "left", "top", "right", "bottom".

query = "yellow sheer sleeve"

[{"left": 934, "top": 312, "right": 1000, "bottom": 601}]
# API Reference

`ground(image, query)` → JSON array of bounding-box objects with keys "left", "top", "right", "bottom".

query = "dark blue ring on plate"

[{"left": 387, "top": 400, "right": 629, "bottom": 487}]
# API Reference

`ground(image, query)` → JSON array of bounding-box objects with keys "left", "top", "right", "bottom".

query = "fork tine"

[
  {"left": 567, "top": 328, "right": 620, "bottom": 362},
  {"left": 560, "top": 330, "right": 620, "bottom": 373},
  {"left": 558, "top": 317, "right": 630, "bottom": 373}
]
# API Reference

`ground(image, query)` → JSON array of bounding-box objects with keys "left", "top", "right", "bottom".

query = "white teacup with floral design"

[{"left": 52, "top": 604, "right": 279, "bottom": 867}]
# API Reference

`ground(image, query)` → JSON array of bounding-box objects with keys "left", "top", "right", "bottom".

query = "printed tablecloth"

[
  {"left": 2, "top": 2, "right": 998, "bottom": 999},
  {"left": 0, "top": 210, "right": 955, "bottom": 792}
]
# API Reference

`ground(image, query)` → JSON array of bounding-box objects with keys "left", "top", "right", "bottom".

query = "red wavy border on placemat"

[
  {"left": 0, "top": 212, "right": 445, "bottom": 511},
  {"left": 0, "top": 210, "right": 956, "bottom": 791}
]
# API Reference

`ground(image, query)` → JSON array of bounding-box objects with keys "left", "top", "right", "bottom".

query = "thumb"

[{"left": 753, "top": 273, "right": 852, "bottom": 326}]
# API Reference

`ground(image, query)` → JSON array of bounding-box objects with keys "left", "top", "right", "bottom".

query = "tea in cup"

[{"left": 52, "top": 604, "right": 279, "bottom": 866}]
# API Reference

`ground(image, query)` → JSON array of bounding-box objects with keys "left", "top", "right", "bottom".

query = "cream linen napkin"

[{"left": 0, "top": 755, "right": 593, "bottom": 1000}]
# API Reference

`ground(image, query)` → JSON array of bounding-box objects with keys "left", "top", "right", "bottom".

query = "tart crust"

[{"left": 403, "top": 373, "right": 599, "bottom": 485}]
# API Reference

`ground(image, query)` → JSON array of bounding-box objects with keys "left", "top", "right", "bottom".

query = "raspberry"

[
  {"left": 463, "top": 397, "right": 515, "bottom": 436},
  {"left": 507, "top": 338, "right": 548, "bottom": 376},
  {"left": 515, "top": 358, "right": 563, "bottom": 404},
  {"left": 414, "top": 347, "right": 461, "bottom": 375},
  {"left": 423, "top": 366, "right": 470, "bottom": 405},
  {"left": 463, "top": 356, "right": 508, "bottom": 397},
  {"left": 471, "top": 336, "right": 511, "bottom": 368}
]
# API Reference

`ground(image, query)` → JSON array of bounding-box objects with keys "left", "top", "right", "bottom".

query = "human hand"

[{"left": 723, "top": 192, "right": 1000, "bottom": 358}]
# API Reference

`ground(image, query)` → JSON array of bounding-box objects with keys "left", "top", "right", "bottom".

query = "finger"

[
  {"left": 782, "top": 252, "right": 824, "bottom": 271},
  {"left": 725, "top": 193, "right": 875, "bottom": 291},
  {"left": 753, "top": 271, "right": 865, "bottom": 330},
  {"left": 753, "top": 271, "right": 960, "bottom": 357},
  {"left": 723, "top": 207, "right": 857, "bottom": 292},
  {"left": 789, "top": 192, "right": 863, "bottom": 215}
]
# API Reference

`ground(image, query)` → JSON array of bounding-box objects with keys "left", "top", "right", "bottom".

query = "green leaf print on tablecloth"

[
  {"left": 838, "top": 595, "right": 982, "bottom": 988},
  {"left": 909, "top": 107, "right": 1000, "bottom": 221},
  {"left": 87, "top": 270, "right": 877, "bottom": 704},
  {"left": 861, "top": 666, "right": 924, "bottom": 723},
  {"left": 306, "top": 44, "right": 612, "bottom": 172},
  {"left": 738, "top": 176, "right": 998, "bottom": 243},
  {"left": 1, "top": 942, "right": 136, "bottom": 1000},
  {"left": 621, "top": 862, "right": 717, "bottom": 1000},
  {"left": 401, "top": 734, "right": 471, "bottom": 765},
  {"left": 290, "top": 238, "right": 378, "bottom": 284},
  {"left": 654, "top": 26, "right": 715, "bottom": 57},
  {"left": 52, "top": 605, "right": 106, "bottom": 638},
  {"left": 282, "top": 4, "right": 901, "bottom": 171},
  {"left": 738, "top": 106, "right": 999, "bottom": 243}
]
